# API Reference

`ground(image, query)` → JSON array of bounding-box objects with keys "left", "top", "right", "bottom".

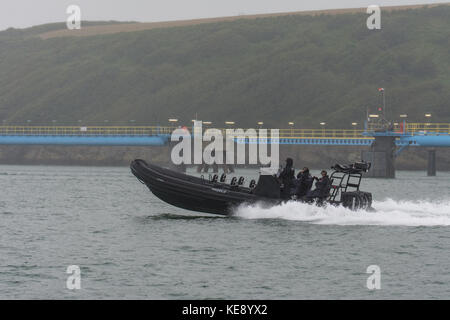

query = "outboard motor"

[
  {"left": 220, "top": 174, "right": 226, "bottom": 183},
  {"left": 249, "top": 180, "right": 256, "bottom": 189},
  {"left": 341, "top": 191, "right": 372, "bottom": 210},
  {"left": 353, "top": 162, "right": 371, "bottom": 173},
  {"left": 230, "top": 177, "right": 237, "bottom": 186},
  {"left": 211, "top": 174, "right": 218, "bottom": 183},
  {"left": 238, "top": 177, "right": 245, "bottom": 185}
]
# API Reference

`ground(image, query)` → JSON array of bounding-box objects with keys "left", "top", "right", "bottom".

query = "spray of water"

[{"left": 234, "top": 199, "right": 450, "bottom": 226}]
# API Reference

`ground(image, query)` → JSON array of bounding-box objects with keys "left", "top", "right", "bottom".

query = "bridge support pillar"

[
  {"left": 427, "top": 149, "right": 436, "bottom": 176},
  {"left": 362, "top": 136, "right": 396, "bottom": 178}
]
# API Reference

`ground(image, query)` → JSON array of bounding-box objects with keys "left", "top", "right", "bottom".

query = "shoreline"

[
  {"left": 0, "top": 161, "right": 448, "bottom": 173},
  {"left": 0, "top": 145, "right": 449, "bottom": 171}
]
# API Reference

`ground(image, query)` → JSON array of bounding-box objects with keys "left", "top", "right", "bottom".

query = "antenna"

[{"left": 378, "top": 87, "right": 386, "bottom": 120}]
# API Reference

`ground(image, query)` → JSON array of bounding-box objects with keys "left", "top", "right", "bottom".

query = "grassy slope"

[{"left": 0, "top": 4, "right": 449, "bottom": 128}]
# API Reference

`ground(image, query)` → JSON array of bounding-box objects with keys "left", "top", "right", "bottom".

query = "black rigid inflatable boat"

[{"left": 130, "top": 159, "right": 373, "bottom": 215}]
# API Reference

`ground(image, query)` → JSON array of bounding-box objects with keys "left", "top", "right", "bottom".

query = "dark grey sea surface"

[{"left": 0, "top": 165, "right": 449, "bottom": 299}]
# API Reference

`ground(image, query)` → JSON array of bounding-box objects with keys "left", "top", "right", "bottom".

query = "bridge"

[
  {"left": 0, "top": 122, "right": 449, "bottom": 177},
  {"left": 0, "top": 122, "right": 449, "bottom": 146},
  {"left": 0, "top": 126, "right": 172, "bottom": 146}
]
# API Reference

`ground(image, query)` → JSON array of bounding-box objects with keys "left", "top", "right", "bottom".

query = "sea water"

[{"left": 0, "top": 165, "right": 449, "bottom": 299}]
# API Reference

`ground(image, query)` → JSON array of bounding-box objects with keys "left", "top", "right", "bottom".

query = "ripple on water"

[{"left": 0, "top": 166, "right": 449, "bottom": 299}]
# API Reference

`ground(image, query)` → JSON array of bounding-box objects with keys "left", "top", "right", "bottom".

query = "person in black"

[
  {"left": 306, "top": 170, "right": 331, "bottom": 200},
  {"left": 278, "top": 158, "right": 295, "bottom": 199},
  {"left": 296, "top": 167, "right": 314, "bottom": 198}
]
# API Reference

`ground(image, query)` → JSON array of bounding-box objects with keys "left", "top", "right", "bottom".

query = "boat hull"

[{"left": 130, "top": 159, "right": 278, "bottom": 215}]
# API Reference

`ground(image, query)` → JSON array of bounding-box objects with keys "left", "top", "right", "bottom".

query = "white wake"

[{"left": 234, "top": 199, "right": 450, "bottom": 226}]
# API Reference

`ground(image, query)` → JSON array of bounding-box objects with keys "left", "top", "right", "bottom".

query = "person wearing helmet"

[
  {"left": 296, "top": 167, "right": 314, "bottom": 197},
  {"left": 278, "top": 158, "right": 295, "bottom": 199},
  {"left": 306, "top": 170, "right": 331, "bottom": 200}
]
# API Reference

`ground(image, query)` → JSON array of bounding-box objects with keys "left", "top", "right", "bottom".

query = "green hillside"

[{"left": 0, "top": 5, "right": 449, "bottom": 128}]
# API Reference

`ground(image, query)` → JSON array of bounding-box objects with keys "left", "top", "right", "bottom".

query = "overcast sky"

[{"left": 1, "top": 0, "right": 449, "bottom": 31}]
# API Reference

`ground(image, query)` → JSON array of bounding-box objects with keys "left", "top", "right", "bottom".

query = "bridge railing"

[
  {"left": 366, "top": 122, "right": 450, "bottom": 135},
  {"left": 277, "top": 129, "right": 366, "bottom": 139},
  {"left": 201, "top": 128, "right": 367, "bottom": 139},
  {"left": 0, "top": 124, "right": 448, "bottom": 138},
  {"left": 405, "top": 123, "right": 450, "bottom": 134},
  {"left": 0, "top": 126, "right": 368, "bottom": 138},
  {"left": 0, "top": 126, "right": 174, "bottom": 136}
]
